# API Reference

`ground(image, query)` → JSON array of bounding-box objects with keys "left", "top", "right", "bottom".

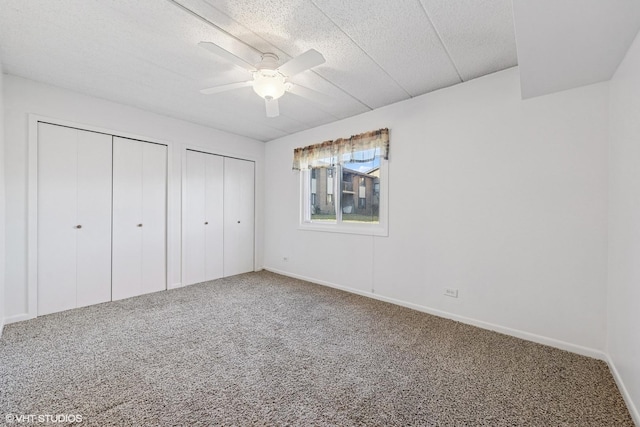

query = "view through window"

[{"left": 308, "top": 148, "right": 380, "bottom": 224}]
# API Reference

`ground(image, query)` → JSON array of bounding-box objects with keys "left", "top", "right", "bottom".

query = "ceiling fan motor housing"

[{"left": 252, "top": 53, "right": 287, "bottom": 100}]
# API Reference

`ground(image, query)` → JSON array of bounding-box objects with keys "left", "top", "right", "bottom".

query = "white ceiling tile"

[
  {"left": 419, "top": 0, "right": 517, "bottom": 81},
  {"left": 278, "top": 93, "right": 339, "bottom": 128},
  {"left": 311, "top": 0, "right": 461, "bottom": 97}
]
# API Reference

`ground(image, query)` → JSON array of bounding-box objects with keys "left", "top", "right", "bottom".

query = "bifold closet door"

[
  {"left": 38, "top": 123, "right": 112, "bottom": 315},
  {"left": 112, "top": 137, "right": 167, "bottom": 300},
  {"left": 184, "top": 150, "right": 223, "bottom": 286},
  {"left": 223, "top": 157, "right": 255, "bottom": 276}
]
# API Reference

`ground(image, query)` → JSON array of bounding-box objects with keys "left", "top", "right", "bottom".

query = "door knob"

[
  {"left": 75, "top": 225, "right": 82, "bottom": 229},
  {"left": 137, "top": 224, "right": 143, "bottom": 227}
]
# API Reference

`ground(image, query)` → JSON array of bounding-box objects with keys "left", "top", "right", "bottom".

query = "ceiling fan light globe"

[{"left": 252, "top": 70, "right": 286, "bottom": 100}]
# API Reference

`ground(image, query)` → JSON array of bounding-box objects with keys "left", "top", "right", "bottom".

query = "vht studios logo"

[{"left": 5, "top": 413, "right": 83, "bottom": 423}]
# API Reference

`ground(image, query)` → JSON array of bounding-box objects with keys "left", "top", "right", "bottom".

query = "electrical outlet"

[{"left": 444, "top": 288, "right": 458, "bottom": 298}]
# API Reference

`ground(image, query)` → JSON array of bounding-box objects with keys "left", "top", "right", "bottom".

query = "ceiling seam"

[
  {"left": 304, "top": 71, "right": 373, "bottom": 113},
  {"left": 166, "top": 0, "right": 263, "bottom": 55},
  {"left": 310, "top": 0, "right": 413, "bottom": 99},
  {"left": 416, "top": 0, "right": 464, "bottom": 83},
  {"left": 167, "top": 0, "right": 371, "bottom": 114}
]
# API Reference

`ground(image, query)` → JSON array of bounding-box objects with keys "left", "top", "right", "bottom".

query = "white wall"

[
  {"left": 264, "top": 67, "right": 610, "bottom": 357},
  {"left": 608, "top": 29, "right": 640, "bottom": 423},
  {"left": 3, "top": 75, "right": 265, "bottom": 322},
  {"left": 0, "top": 66, "right": 6, "bottom": 334}
]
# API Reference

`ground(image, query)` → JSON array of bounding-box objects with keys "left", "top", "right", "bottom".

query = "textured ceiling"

[{"left": 0, "top": 0, "right": 517, "bottom": 141}]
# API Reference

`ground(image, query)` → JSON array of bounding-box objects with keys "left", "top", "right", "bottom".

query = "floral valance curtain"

[{"left": 292, "top": 128, "right": 389, "bottom": 170}]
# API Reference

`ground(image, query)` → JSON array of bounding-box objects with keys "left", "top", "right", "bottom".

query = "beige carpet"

[{"left": 0, "top": 271, "right": 633, "bottom": 426}]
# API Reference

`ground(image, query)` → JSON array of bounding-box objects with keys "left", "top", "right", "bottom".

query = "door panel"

[
  {"left": 224, "top": 157, "right": 255, "bottom": 276},
  {"left": 37, "top": 124, "right": 78, "bottom": 315},
  {"left": 112, "top": 137, "right": 143, "bottom": 300},
  {"left": 76, "top": 131, "right": 113, "bottom": 308},
  {"left": 141, "top": 142, "right": 167, "bottom": 294},
  {"left": 184, "top": 150, "right": 206, "bottom": 285},
  {"left": 204, "top": 154, "right": 224, "bottom": 281}
]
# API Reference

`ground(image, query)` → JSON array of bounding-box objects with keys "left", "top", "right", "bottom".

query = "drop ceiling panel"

[
  {"left": 311, "top": 0, "right": 461, "bottom": 97},
  {"left": 196, "top": 88, "right": 304, "bottom": 136},
  {"left": 419, "top": 0, "right": 517, "bottom": 81}
]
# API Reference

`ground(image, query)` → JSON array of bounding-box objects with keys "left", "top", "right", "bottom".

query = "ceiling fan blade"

[
  {"left": 288, "top": 84, "right": 333, "bottom": 106},
  {"left": 200, "top": 81, "right": 253, "bottom": 95},
  {"left": 265, "top": 98, "right": 280, "bottom": 118},
  {"left": 199, "top": 41, "right": 256, "bottom": 72},
  {"left": 277, "top": 49, "right": 325, "bottom": 77}
]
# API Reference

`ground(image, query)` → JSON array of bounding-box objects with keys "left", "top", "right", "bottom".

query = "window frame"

[{"left": 299, "top": 159, "right": 388, "bottom": 237}]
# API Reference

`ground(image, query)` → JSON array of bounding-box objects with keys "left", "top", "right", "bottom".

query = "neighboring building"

[
  {"left": 310, "top": 166, "right": 379, "bottom": 220},
  {"left": 310, "top": 167, "right": 336, "bottom": 216}
]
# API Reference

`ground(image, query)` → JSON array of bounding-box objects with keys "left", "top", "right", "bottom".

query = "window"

[{"left": 293, "top": 128, "right": 389, "bottom": 236}]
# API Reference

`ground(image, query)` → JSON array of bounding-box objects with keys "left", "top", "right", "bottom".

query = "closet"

[
  {"left": 37, "top": 123, "right": 168, "bottom": 315},
  {"left": 37, "top": 123, "right": 113, "bottom": 315},
  {"left": 183, "top": 150, "right": 254, "bottom": 285}
]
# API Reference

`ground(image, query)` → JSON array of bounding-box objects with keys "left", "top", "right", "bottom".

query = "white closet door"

[
  {"left": 38, "top": 124, "right": 79, "bottom": 315},
  {"left": 76, "top": 131, "right": 113, "bottom": 308},
  {"left": 141, "top": 142, "right": 167, "bottom": 294},
  {"left": 38, "top": 123, "right": 112, "bottom": 315},
  {"left": 184, "top": 150, "right": 206, "bottom": 286},
  {"left": 224, "top": 157, "right": 255, "bottom": 276},
  {"left": 112, "top": 138, "right": 143, "bottom": 300},
  {"left": 184, "top": 150, "right": 224, "bottom": 286},
  {"left": 204, "top": 154, "right": 224, "bottom": 281},
  {"left": 112, "top": 137, "right": 167, "bottom": 300}
]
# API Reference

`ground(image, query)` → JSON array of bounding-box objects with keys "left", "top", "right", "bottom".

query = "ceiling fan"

[{"left": 199, "top": 41, "right": 330, "bottom": 118}]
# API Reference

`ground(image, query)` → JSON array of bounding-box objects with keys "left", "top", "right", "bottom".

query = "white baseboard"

[
  {"left": 264, "top": 267, "right": 606, "bottom": 361},
  {"left": 4, "top": 313, "right": 36, "bottom": 325},
  {"left": 5, "top": 283, "right": 185, "bottom": 326},
  {"left": 606, "top": 354, "right": 640, "bottom": 426}
]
